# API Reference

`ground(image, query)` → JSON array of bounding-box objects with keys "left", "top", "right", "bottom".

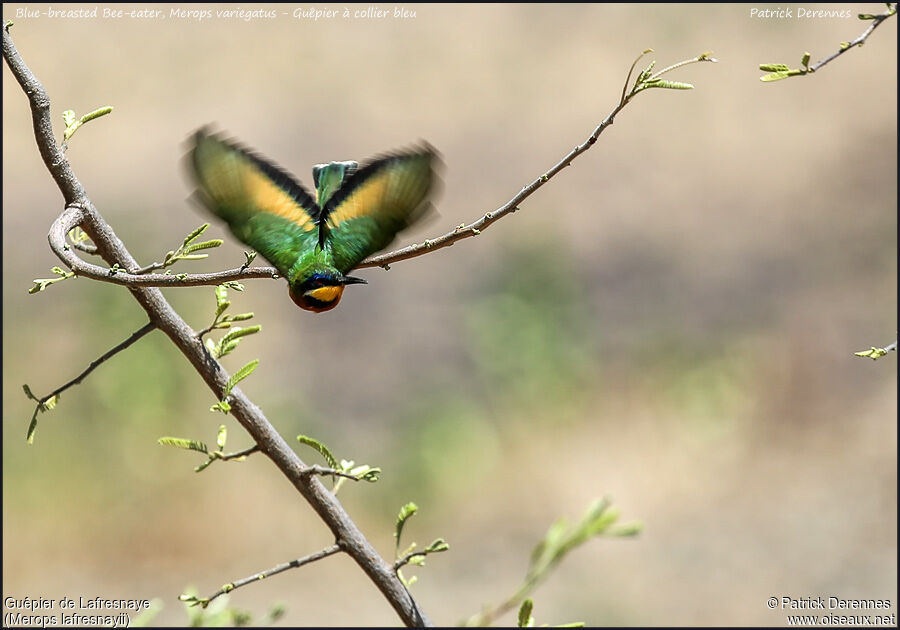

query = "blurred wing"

[
  {"left": 188, "top": 128, "right": 321, "bottom": 276},
  {"left": 322, "top": 146, "right": 439, "bottom": 273}
]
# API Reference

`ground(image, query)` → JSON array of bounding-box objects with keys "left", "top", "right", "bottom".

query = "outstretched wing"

[
  {"left": 322, "top": 146, "right": 439, "bottom": 273},
  {"left": 188, "top": 128, "right": 321, "bottom": 277}
]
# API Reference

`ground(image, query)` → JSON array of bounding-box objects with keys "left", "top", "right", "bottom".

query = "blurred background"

[{"left": 3, "top": 3, "right": 896, "bottom": 626}]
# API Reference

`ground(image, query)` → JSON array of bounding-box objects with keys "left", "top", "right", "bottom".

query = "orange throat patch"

[{"left": 292, "top": 284, "right": 346, "bottom": 312}]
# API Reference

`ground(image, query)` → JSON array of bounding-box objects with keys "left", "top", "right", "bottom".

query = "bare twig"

[
  {"left": 394, "top": 551, "right": 431, "bottom": 572},
  {"left": 809, "top": 4, "right": 897, "bottom": 73},
  {"left": 31, "top": 321, "right": 157, "bottom": 404},
  {"left": 3, "top": 27, "right": 431, "bottom": 628},
  {"left": 70, "top": 237, "right": 98, "bottom": 255},
  {"left": 194, "top": 544, "right": 342, "bottom": 607},
  {"left": 301, "top": 464, "right": 378, "bottom": 482},
  {"left": 23, "top": 321, "right": 157, "bottom": 441},
  {"left": 213, "top": 444, "right": 260, "bottom": 462}
]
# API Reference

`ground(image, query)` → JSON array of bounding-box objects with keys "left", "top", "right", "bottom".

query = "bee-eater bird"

[{"left": 188, "top": 128, "right": 440, "bottom": 312}]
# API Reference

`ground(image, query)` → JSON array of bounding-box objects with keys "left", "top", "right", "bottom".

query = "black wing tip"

[
  {"left": 320, "top": 144, "right": 435, "bottom": 217},
  {"left": 361, "top": 140, "right": 442, "bottom": 167},
  {"left": 185, "top": 125, "right": 322, "bottom": 220}
]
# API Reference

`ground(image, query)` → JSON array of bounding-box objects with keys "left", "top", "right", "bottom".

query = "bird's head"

[{"left": 289, "top": 270, "right": 367, "bottom": 313}]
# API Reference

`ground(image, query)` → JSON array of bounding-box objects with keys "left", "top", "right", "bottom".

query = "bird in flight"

[{"left": 188, "top": 128, "right": 440, "bottom": 312}]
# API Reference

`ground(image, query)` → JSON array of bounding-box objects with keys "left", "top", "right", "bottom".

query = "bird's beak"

[{"left": 341, "top": 275, "right": 368, "bottom": 285}]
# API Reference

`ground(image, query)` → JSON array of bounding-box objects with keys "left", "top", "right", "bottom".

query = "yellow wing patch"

[
  {"left": 325, "top": 151, "right": 435, "bottom": 230},
  {"left": 191, "top": 130, "right": 319, "bottom": 234},
  {"left": 244, "top": 167, "right": 316, "bottom": 232},
  {"left": 326, "top": 170, "right": 393, "bottom": 228}
]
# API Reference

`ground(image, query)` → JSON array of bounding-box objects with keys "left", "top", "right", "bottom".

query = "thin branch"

[
  {"left": 301, "top": 464, "right": 377, "bottom": 482},
  {"left": 394, "top": 551, "right": 431, "bottom": 572},
  {"left": 48, "top": 211, "right": 278, "bottom": 287},
  {"left": 133, "top": 261, "right": 167, "bottom": 275},
  {"left": 30, "top": 321, "right": 157, "bottom": 404},
  {"left": 359, "top": 52, "right": 715, "bottom": 270},
  {"left": 23, "top": 321, "right": 157, "bottom": 442},
  {"left": 197, "top": 544, "right": 342, "bottom": 607},
  {"left": 809, "top": 4, "right": 897, "bottom": 73},
  {"left": 213, "top": 444, "right": 260, "bottom": 461},
  {"left": 69, "top": 233, "right": 99, "bottom": 255},
  {"left": 4, "top": 27, "right": 430, "bottom": 627}
]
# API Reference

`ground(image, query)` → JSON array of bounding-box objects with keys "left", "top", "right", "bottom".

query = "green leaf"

[
  {"left": 63, "top": 110, "right": 76, "bottom": 127},
  {"left": 215, "top": 284, "right": 229, "bottom": 308},
  {"left": 759, "top": 63, "right": 791, "bottom": 72},
  {"left": 395, "top": 502, "right": 419, "bottom": 549},
  {"left": 266, "top": 603, "right": 286, "bottom": 623},
  {"left": 194, "top": 459, "right": 214, "bottom": 473},
  {"left": 220, "top": 325, "right": 262, "bottom": 347},
  {"left": 214, "top": 300, "right": 231, "bottom": 321},
  {"left": 243, "top": 251, "right": 257, "bottom": 266},
  {"left": 801, "top": 52, "right": 811, "bottom": 68},
  {"left": 425, "top": 538, "right": 449, "bottom": 553},
  {"left": 68, "top": 226, "right": 90, "bottom": 243},
  {"left": 217, "top": 425, "right": 227, "bottom": 449},
  {"left": 210, "top": 400, "right": 232, "bottom": 414},
  {"left": 760, "top": 71, "right": 793, "bottom": 82},
  {"left": 79, "top": 106, "right": 114, "bottom": 124},
  {"left": 296, "top": 435, "right": 338, "bottom": 469},
  {"left": 221, "top": 281, "right": 244, "bottom": 291},
  {"left": 858, "top": 13, "right": 877, "bottom": 19},
  {"left": 643, "top": 79, "right": 694, "bottom": 90},
  {"left": 518, "top": 599, "right": 534, "bottom": 628},
  {"left": 184, "top": 223, "right": 210, "bottom": 244},
  {"left": 854, "top": 345, "right": 894, "bottom": 360},
  {"left": 23, "top": 384, "right": 37, "bottom": 401},
  {"left": 26, "top": 407, "right": 39, "bottom": 444},
  {"left": 226, "top": 312, "right": 255, "bottom": 322},
  {"left": 223, "top": 359, "right": 259, "bottom": 397},
  {"left": 219, "top": 341, "right": 239, "bottom": 357},
  {"left": 183, "top": 239, "right": 223, "bottom": 254},
  {"left": 158, "top": 437, "right": 209, "bottom": 454},
  {"left": 348, "top": 464, "right": 381, "bottom": 482},
  {"left": 612, "top": 521, "right": 644, "bottom": 537}
]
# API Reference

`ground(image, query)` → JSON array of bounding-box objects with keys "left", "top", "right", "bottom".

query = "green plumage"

[{"left": 188, "top": 129, "right": 439, "bottom": 312}]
